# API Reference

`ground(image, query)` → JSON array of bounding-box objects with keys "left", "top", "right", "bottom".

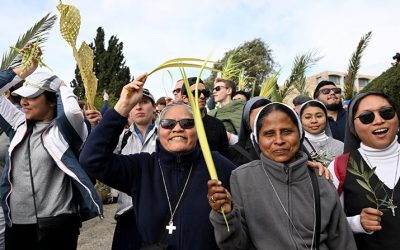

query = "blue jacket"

[
  {"left": 328, "top": 107, "right": 347, "bottom": 142},
  {"left": 80, "top": 108, "right": 236, "bottom": 249},
  {"left": 0, "top": 68, "right": 103, "bottom": 226}
]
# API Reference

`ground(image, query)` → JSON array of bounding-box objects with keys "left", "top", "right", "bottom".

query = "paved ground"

[{"left": 78, "top": 203, "right": 117, "bottom": 250}]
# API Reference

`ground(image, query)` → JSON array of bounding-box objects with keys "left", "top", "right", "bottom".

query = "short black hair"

[
  {"left": 233, "top": 90, "right": 250, "bottom": 101},
  {"left": 180, "top": 77, "right": 204, "bottom": 96},
  {"left": 313, "top": 81, "right": 337, "bottom": 99}
]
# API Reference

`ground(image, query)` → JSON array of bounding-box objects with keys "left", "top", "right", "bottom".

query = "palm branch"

[
  {"left": 259, "top": 71, "right": 281, "bottom": 101},
  {"left": 289, "top": 51, "right": 321, "bottom": 96},
  {"left": 343, "top": 31, "right": 372, "bottom": 100},
  {"left": 1, "top": 13, "right": 57, "bottom": 70}
]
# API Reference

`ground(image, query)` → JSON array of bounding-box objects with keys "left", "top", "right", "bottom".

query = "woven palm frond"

[
  {"left": 1, "top": 13, "right": 57, "bottom": 70},
  {"left": 57, "top": 0, "right": 80, "bottom": 48},
  {"left": 76, "top": 42, "right": 97, "bottom": 109}
]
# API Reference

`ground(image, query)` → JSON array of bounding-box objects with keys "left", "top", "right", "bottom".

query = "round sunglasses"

[
  {"left": 160, "top": 119, "right": 195, "bottom": 129},
  {"left": 354, "top": 106, "right": 396, "bottom": 124}
]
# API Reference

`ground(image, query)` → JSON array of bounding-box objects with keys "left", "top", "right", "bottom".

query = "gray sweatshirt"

[{"left": 210, "top": 152, "right": 356, "bottom": 250}]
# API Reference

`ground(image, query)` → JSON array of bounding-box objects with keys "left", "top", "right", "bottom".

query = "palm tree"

[
  {"left": 259, "top": 51, "right": 321, "bottom": 102},
  {"left": 343, "top": 31, "right": 372, "bottom": 100},
  {"left": 1, "top": 13, "right": 57, "bottom": 70}
]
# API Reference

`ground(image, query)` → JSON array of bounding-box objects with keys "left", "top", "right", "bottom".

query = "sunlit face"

[
  {"left": 159, "top": 105, "right": 197, "bottom": 153},
  {"left": 133, "top": 97, "right": 155, "bottom": 126},
  {"left": 258, "top": 110, "right": 300, "bottom": 163},
  {"left": 20, "top": 94, "right": 55, "bottom": 122},
  {"left": 317, "top": 85, "right": 341, "bottom": 108},
  {"left": 173, "top": 80, "right": 183, "bottom": 101},
  {"left": 213, "top": 81, "right": 231, "bottom": 103},
  {"left": 301, "top": 106, "right": 327, "bottom": 135},
  {"left": 354, "top": 95, "right": 399, "bottom": 149}
]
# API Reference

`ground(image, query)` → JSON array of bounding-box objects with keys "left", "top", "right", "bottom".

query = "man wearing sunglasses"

[
  {"left": 172, "top": 80, "right": 184, "bottom": 102},
  {"left": 208, "top": 78, "right": 245, "bottom": 145},
  {"left": 181, "top": 77, "right": 229, "bottom": 157},
  {"left": 314, "top": 80, "right": 347, "bottom": 142}
]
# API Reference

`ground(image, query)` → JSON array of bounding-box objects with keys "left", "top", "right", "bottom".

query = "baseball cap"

[
  {"left": 12, "top": 72, "right": 62, "bottom": 98},
  {"left": 142, "top": 88, "right": 155, "bottom": 104}
]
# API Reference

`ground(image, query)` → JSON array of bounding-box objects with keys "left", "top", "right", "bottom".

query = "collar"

[
  {"left": 158, "top": 142, "right": 201, "bottom": 169},
  {"left": 133, "top": 123, "right": 156, "bottom": 145},
  {"left": 358, "top": 136, "right": 400, "bottom": 158},
  {"left": 260, "top": 151, "right": 309, "bottom": 184},
  {"left": 304, "top": 131, "right": 329, "bottom": 142}
]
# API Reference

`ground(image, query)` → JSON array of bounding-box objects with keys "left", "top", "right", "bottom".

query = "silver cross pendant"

[
  {"left": 388, "top": 199, "right": 397, "bottom": 216},
  {"left": 166, "top": 221, "right": 176, "bottom": 234}
]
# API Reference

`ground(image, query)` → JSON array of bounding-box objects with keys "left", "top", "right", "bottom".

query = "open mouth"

[
  {"left": 372, "top": 128, "right": 388, "bottom": 135},
  {"left": 169, "top": 136, "right": 186, "bottom": 141}
]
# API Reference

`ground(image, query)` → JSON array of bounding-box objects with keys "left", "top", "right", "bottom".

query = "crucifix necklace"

[
  {"left": 158, "top": 158, "right": 193, "bottom": 234},
  {"left": 364, "top": 152, "right": 400, "bottom": 216}
]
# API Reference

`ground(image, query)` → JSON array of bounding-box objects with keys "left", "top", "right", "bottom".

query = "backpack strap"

[
  {"left": 334, "top": 152, "right": 350, "bottom": 195},
  {"left": 231, "top": 144, "right": 253, "bottom": 162}
]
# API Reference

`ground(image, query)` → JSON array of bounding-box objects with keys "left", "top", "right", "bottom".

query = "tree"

[
  {"left": 343, "top": 31, "right": 372, "bottom": 100},
  {"left": 205, "top": 38, "right": 275, "bottom": 91},
  {"left": 71, "top": 27, "right": 131, "bottom": 107},
  {"left": 362, "top": 64, "right": 400, "bottom": 112}
]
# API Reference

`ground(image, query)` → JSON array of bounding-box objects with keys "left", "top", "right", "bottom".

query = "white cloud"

[{"left": 1, "top": 0, "right": 399, "bottom": 99}]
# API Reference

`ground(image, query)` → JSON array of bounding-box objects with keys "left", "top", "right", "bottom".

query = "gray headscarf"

[{"left": 343, "top": 91, "right": 399, "bottom": 153}]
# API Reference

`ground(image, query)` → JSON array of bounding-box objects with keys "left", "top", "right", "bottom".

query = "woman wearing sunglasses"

[
  {"left": 79, "top": 74, "right": 235, "bottom": 250},
  {"left": 328, "top": 91, "right": 400, "bottom": 250}
]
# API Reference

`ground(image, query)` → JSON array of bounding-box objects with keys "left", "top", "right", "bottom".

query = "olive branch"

[
  {"left": 310, "top": 149, "right": 332, "bottom": 167},
  {"left": 347, "top": 158, "right": 394, "bottom": 209}
]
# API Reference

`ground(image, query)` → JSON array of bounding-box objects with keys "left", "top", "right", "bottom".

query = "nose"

[
  {"left": 171, "top": 121, "right": 184, "bottom": 132},
  {"left": 20, "top": 97, "right": 28, "bottom": 106},
  {"left": 372, "top": 111, "right": 385, "bottom": 124},
  {"left": 274, "top": 134, "right": 285, "bottom": 145}
]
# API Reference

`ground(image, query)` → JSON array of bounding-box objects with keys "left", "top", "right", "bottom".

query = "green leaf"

[
  {"left": 347, "top": 167, "right": 362, "bottom": 177},
  {"left": 373, "top": 181, "right": 383, "bottom": 192},
  {"left": 148, "top": 62, "right": 221, "bottom": 76},
  {"left": 368, "top": 167, "right": 376, "bottom": 180},
  {"left": 356, "top": 179, "right": 373, "bottom": 193},
  {"left": 359, "top": 160, "right": 365, "bottom": 173},
  {"left": 366, "top": 194, "right": 377, "bottom": 206}
]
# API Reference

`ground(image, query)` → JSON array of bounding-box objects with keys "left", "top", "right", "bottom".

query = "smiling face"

[
  {"left": 258, "top": 110, "right": 300, "bottom": 163},
  {"left": 20, "top": 93, "right": 55, "bottom": 122},
  {"left": 159, "top": 105, "right": 197, "bottom": 153},
  {"left": 317, "top": 85, "right": 342, "bottom": 110},
  {"left": 301, "top": 106, "right": 327, "bottom": 135},
  {"left": 354, "top": 95, "right": 399, "bottom": 149}
]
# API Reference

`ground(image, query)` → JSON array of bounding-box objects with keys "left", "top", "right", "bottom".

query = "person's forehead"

[
  {"left": 175, "top": 80, "right": 184, "bottom": 88},
  {"left": 319, "top": 85, "right": 336, "bottom": 90},
  {"left": 214, "top": 81, "right": 226, "bottom": 87}
]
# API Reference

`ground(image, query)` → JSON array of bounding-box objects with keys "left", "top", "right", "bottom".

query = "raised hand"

[{"left": 114, "top": 73, "right": 147, "bottom": 117}]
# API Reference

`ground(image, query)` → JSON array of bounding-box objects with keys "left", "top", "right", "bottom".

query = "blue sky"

[{"left": 1, "top": 0, "right": 399, "bottom": 100}]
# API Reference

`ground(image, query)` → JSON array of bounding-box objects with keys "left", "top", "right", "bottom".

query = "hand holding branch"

[{"left": 207, "top": 180, "right": 232, "bottom": 213}]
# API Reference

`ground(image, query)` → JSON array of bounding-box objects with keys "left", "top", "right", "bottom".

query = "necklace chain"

[
  {"left": 363, "top": 151, "right": 400, "bottom": 215},
  {"left": 158, "top": 158, "right": 193, "bottom": 226},
  {"left": 261, "top": 162, "right": 315, "bottom": 250}
]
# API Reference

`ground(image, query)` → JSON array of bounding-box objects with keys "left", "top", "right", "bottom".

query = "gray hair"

[{"left": 157, "top": 101, "right": 194, "bottom": 129}]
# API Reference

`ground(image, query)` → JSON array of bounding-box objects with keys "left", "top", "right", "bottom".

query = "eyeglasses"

[
  {"left": 172, "top": 88, "right": 182, "bottom": 94},
  {"left": 213, "top": 86, "right": 227, "bottom": 92},
  {"left": 319, "top": 88, "right": 341, "bottom": 95},
  {"left": 354, "top": 107, "right": 396, "bottom": 124},
  {"left": 190, "top": 89, "right": 210, "bottom": 98},
  {"left": 160, "top": 119, "right": 195, "bottom": 129}
]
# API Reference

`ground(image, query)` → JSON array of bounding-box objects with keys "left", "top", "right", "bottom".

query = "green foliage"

[
  {"left": 1, "top": 13, "right": 57, "bottom": 70},
  {"left": 343, "top": 31, "right": 372, "bottom": 100},
  {"left": 71, "top": 27, "right": 131, "bottom": 109},
  {"left": 205, "top": 38, "right": 275, "bottom": 91},
  {"left": 362, "top": 64, "right": 400, "bottom": 110}
]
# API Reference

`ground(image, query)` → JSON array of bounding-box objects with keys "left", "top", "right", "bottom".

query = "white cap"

[{"left": 12, "top": 72, "right": 62, "bottom": 98}]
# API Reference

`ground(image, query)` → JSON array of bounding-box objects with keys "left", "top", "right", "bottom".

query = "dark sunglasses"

[
  {"left": 319, "top": 88, "right": 341, "bottom": 95},
  {"left": 213, "top": 86, "right": 227, "bottom": 92},
  {"left": 354, "top": 107, "right": 396, "bottom": 124},
  {"left": 190, "top": 89, "right": 210, "bottom": 98},
  {"left": 160, "top": 119, "right": 195, "bottom": 129},
  {"left": 172, "top": 88, "right": 182, "bottom": 94}
]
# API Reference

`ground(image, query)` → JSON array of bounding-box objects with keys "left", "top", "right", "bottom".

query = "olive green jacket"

[{"left": 208, "top": 99, "right": 245, "bottom": 135}]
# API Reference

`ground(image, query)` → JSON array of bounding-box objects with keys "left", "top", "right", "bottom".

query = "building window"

[
  {"left": 328, "top": 74, "right": 341, "bottom": 84},
  {"left": 358, "top": 78, "right": 369, "bottom": 88}
]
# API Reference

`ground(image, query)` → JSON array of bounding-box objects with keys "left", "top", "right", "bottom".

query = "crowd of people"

[{"left": 0, "top": 45, "right": 399, "bottom": 250}]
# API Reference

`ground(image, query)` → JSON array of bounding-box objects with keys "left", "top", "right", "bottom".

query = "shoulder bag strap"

[
  {"left": 231, "top": 144, "right": 253, "bottom": 161},
  {"left": 309, "top": 169, "right": 321, "bottom": 250}
]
